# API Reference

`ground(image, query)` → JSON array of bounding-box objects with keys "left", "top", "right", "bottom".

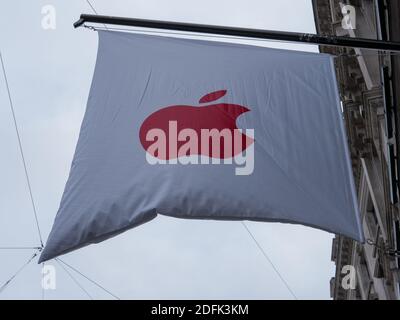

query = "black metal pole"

[{"left": 74, "top": 13, "right": 400, "bottom": 52}]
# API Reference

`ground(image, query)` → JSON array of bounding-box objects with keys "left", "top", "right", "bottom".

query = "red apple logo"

[{"left": 139, "top": 90, "right": 254, "bottom": 160}]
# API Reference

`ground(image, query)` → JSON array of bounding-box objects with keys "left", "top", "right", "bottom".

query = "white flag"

[{"left": 39, "top": 31, "right": 363, "bottom": 262}]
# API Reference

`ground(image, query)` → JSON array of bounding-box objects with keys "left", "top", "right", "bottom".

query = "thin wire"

[
  {"left": 366, "top": 238, "right": 400, "bottom": 257},
  {"left": 241, "top": 222, "right": 298, "bottom": 300},
  {"left": 85, "top": 0, "right": 98, "bottom": 14},
  {"left": 55, "top": 259, "right": 93, "bottom": 300},
  {"left": 85, "top": 0, "right": 107, "bottom": 30},
  {"left": 0, "top": 252, "right": 38, "bottom": 294},
  {"left": 336, "top": 52, "right": 400, "bottom": 58},
  {"left": 0, "top": 51, "right": 43, "bottom": 247},
  {"left": 57, "top": 258, "right": 120, "bottom": 300},
  {"left": 0, "top": 247, "right": 42, "bottom": 250}
]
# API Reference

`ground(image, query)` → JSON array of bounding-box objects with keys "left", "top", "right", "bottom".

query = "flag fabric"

[{"left": 39, "top": 30, "right": 363, "bottom": 262}]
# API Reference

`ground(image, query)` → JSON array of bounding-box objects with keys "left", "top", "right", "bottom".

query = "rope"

[
  {"left": 241, "top": 222, "right": 298, "bottom": 300},
  {"left": 0, "top": 50, "right": 43, "bottom": 247},
  {"left": 55, "top": 259, "right": 93, "bottom": 299},
  {"left": 0, "top": 252, "right": 38, "bottom": 294},
  {"left": 57, "top": 258, "right": 120, "bottom": 300}
]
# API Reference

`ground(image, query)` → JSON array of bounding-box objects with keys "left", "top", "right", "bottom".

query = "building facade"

[{"left": 312, "top": 0, "right": 400, "bottom": 299}]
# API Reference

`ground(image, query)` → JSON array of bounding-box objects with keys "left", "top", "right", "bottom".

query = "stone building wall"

[{"left": 312, "top": 0, "right": 400, "bottom": 299}]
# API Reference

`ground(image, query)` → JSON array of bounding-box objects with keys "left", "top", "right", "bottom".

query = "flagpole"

[{"left": 73, "top": 13, "right": 400, "bottom": 52}]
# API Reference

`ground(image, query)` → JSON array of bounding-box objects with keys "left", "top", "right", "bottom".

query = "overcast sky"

[{"left": 0, "top": 0, "right": 336, "bottom": 299}]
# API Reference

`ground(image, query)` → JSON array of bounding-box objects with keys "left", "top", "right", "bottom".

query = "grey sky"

[{"left": 0, "top": 0, "right": 336, "bottom": 299}]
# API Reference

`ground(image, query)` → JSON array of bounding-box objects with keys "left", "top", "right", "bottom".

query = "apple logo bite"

[{"left": 139, "top": 90, "right": 254, "bottom": 173}]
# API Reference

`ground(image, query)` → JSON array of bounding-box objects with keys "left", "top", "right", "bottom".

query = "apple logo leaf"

[{"left": 199, "top": 90, "right": 227, "bottom": 104}]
